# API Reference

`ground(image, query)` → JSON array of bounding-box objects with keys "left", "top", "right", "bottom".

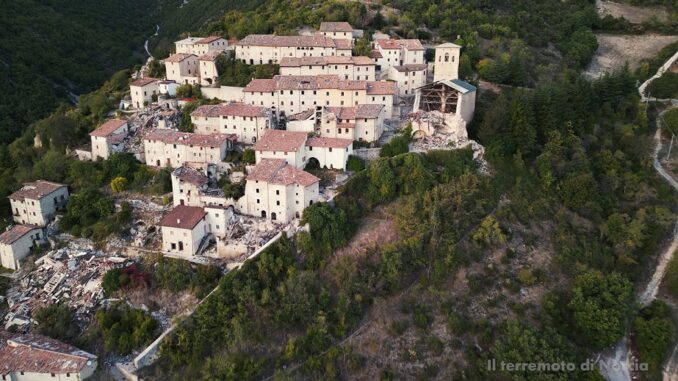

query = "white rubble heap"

[{"left": 3, "top": 241, "right": 132, "bottom": 331}]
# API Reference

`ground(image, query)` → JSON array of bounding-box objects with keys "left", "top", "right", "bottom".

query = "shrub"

[
  {"left": 346, "top": 155, "right": 365, "bottom": 172},
  {"left": 242, "top": 148, "right": 255, "bottom": 164},
  {"left": 110, "top": 176, "right": 128, "bottom": 193}
]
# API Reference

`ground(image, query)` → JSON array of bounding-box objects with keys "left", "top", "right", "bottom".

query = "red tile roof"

[
  {"left": 196, "top": 36, "right": 224, "bottom": 44},
  {"left": 248, "top": 159, "right": 319, "bottom": 187},
  {"left": 130, "top": 77, "right": 159, "bottom": 87},
  {"left": 172, "top": 165, "right": 208, "bottom": 187},
  {"left": 376, "top": 39, "right": 425, "bottom": 51},
  {"left": 325, "top": 104, "right": 384, "bottom": 120},
  {"left": 333, "top": 39, "right": 352, "bottom": 50},
  {"left": 366, "top": 81, "right": 397, "bottom": 95},
  {"left": 164, "top": 53, "right": 196, "bottom": 62},
  {"left": 144, "top": 129, "right": 236, "bottom": 147},
  {"left": 9, "top": 181, "right": 67, "bottom": 201},
  {"left": 197, "top": 50, "right": 223, "bottom": 61},
  {"left": 0, "top": 225, "right": 41, "bottom": 245},
  {"left": 192, "top": 102, "right": 269, "bottom": 118},
  {"left": 319, "top": 22, "right": 353, "bottom": 33},
  {"left": 254, "top": 130, "right": 307, "bottom": 152},
  {"left": 244, "top": 75, "right": 395, "bottom": 95},
  {"left": 370, "top": 50, "right": 383, "bottom": 59},
  {"left": 237, "top": 35, "right": 337, "bottom": 48},
  {"left": 306, "top": 137, "right": 352, "bottom": 149},
  {"left": 279, "top": 56, "right": 374, "bottom": 67},
  {"left": 159, "top": 205, "right": 206, "bottom": 230},
  {"left": 0, "top": 331, "right": 96, "bottom": 376},
  {"left": 89, "top": 119, "right": 127, "bottom": 138}
]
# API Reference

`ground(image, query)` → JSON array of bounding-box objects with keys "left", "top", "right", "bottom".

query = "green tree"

[
  {"left": 110, "top": 176, "right": 128, "bottom": 193},
  {"left": 34, "top": 304, "right": 78, "bottom": 343},
  {"left": 242, "top": 148, "right": 255, "bottom": 164},
  {"left": 567, "top": 270, "right": 633, "bottom": 349}
]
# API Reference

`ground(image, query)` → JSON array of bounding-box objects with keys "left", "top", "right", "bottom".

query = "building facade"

[
  {"left": 279, "top": 56, "right": 375, "bottom": 81},
  {"left": 165, "top": 53, "right": 200, "bottom": 85},
  {"left": 433, "top": 42, "right": 462, "bottom": 82},
  {"left": 90, "top": 119, "right": 128, "bottom": 160},
  {"left": 171, "top": 165, "right": 209, "bottom": 207},
  {"left": 198, "top": 51, "right": 223, "bottom": 86},
  {"left": 143, "top": 130, "right": 236, "bottom": 168},
  {"left": 388, "top": 64, "right": 428, "bottom": 96},
  {"left": 373, "top": 39, "right": 425, "bottom": 71},
  {"left": 244, "top": 159, "right": 320, "bottom": 222},
  {"left": 243, "top": 75, "right": 397, "bottom": 118},
  {"left": 159, "top": 205, "right": 207, "bottom": 257},
  {"left": 321, "top": 104, "right": 385, "bottom": 142},
  {"left": 191, "top": 102, "right": 273, "bottom": 144},
  {"left": 254, "top": 130, "right": 353, "bottom": 170},
  {"left": 317, "top": 22, "right": 354, "bottom": 42},
  {"left": 235, "top": 35, "right": 352, "bottom": 65},
  {"left": 175, "top": 36, "right": 228, "bottom": 55},
  {"left": 9, "top": 181, "right": 69, "bottom": 226},
  {"left": 0, "top": 225, "right": 45, "bottom": 270},
  {"left": 130, "top": 78, "right": 159, "bottom": 109}
]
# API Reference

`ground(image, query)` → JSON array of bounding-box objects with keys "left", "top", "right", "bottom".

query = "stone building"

[
  {"left": 235, "top": 35, "right": 352, "bottom": 65},
  {"left": 373, "top": 39, "right": 425, "bottom": 71},
  {"left": 165, "top": 53, "right": 199, "bottom": 85},
  {"left": 388, "top": 64, "right": 428, "bottom": 96},
  {"left": 243, "top": 75, "right": 397, "bottom": 118},
  {"left": 279, "top": 56, "right": 375, "bottom": 81},
  {"left": 9, "top": 181, "right": 69, "bottom": 226},
  {"left": 159, "top": 205, "right": 207, "bottom": 257},
  {"left": 321, "top": 104, "right": 385, "bottom": 142},
  {"left": 0, "top": 224, "right": 45, "bottom": 270},
  {"left": 143, "top": 130, "right": 236, "bottom": 168},
  {"left": 89, "top": 119, "right": 128, "bottom": 160},
  {"left": 433, "top": 42, "right": 462, "bottom": 82},
  {"left": 130, "top": 78, "right": 159, "bottom": 109},
  {"left": 253, "top": 130, "right": 353, "bottom": 170},
  {"left": 191, "top": 102, "right": 274, "bottom": 144},
  {"left": 244, "top": 158, "right": 320, "bottom": 222},
  {"left": 175, "top": 36, "right": 228, "bottom": 56}
]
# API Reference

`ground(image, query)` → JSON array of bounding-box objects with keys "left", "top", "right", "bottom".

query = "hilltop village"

[{"left": 0, "top": 21, "right": 479, "bottom": 379}]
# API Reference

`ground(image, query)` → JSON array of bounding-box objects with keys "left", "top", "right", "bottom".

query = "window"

[
  {"left": 276, "top": 190, "right": 280, "bottom": 195},
  {"left": 276, "top": 201, "right": 280, "bottom": 206},
  {"left": 257, "top": 199, "right": 260, "bottom": 204}
]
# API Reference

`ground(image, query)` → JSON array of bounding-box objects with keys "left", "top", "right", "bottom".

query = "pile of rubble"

[{"left": 3, "top": 243, "right": 132, "bottom": 331}]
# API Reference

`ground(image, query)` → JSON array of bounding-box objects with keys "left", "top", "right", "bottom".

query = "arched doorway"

[
  {"left": 261, "top": 210, "right": 267, "bottom": 218},
  {"left": 305, "top": 157, "right": 320, "bottom": 170},
  {"left": 271, "top": 212, "right": 277, "bottom": 221}
]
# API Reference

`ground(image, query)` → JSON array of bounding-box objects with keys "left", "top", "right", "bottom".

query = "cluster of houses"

[{"left": 5, "top": 21, "right": 477, "bottom": 265}]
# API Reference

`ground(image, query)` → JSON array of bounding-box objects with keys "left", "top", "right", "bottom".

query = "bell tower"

[{"left": 433, "top": 43, "right": 461, "bottom": 82}]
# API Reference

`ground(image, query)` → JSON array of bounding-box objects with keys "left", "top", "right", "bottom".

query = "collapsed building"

[{"left": 410, "top": 79, "right": 477, "bottom": 143}]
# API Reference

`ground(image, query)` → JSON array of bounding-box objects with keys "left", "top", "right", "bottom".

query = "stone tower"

[{"left": 433, "top": 42, "right": 461, "bottom": 82}]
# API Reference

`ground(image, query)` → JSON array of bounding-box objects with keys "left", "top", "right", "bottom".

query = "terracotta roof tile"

[
  {"left": 0, "top": 225, "right": 41, "bottom": 245},
  {"left": 319, "top": 22, "right": 353, "bottom": 33},
  {"left": 248, "top": 159, "right": 319, "bottom": 187},
  {"left": 237, "top": 35, "right": 337, "bottom": 48},
  {"left": 288, "top": 108, "right": 316, "bottom": 121},
  {"left": 9, "top": 181, "right": 67, "bottom": 201},
  {"left": 144, "top": 129, "right": 236, "bottom": 147},
  {"left": 333, "top": 39, "right": 352, "bottom": 50},
  {"left": 130, "top": 78, "right": 159, "bottom": 87},
  {"left": 159, "top": 205, "right": 206, "bottom": 230},
  {"left": 89, "top": 119, "right": 127, "bottom": 138},
  {"left": 192, "top": 102, "right": 269, "bottom": 118},
  {"left": 172, "top": 165, "right": 208, "bottom": 187},
  {"left": 376, "top": 39, "right": 425, "bottom": 51},
  {"left": 196, "top": 36, "right": 224, "bottom": 44},
  {"left": 254, "top": 130, "right": 307, "bottom": 152},
  {"left": 164, "top": 53, "right": 196, "bottom": 62},
  {"left": 279, "top": 56, "right": 374, "bottom": 67},
  {"left": 0, "top": 331, "right": 96, "bottom": 376},
  {"left": 197, "top": 50, "right": 223, "bottom": 61},
  {"left": 306, "top": 137, "right": 352, "bottom": 148},
  {"left": 366, "top": 81, "right": 397, "bottom": 95}
]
